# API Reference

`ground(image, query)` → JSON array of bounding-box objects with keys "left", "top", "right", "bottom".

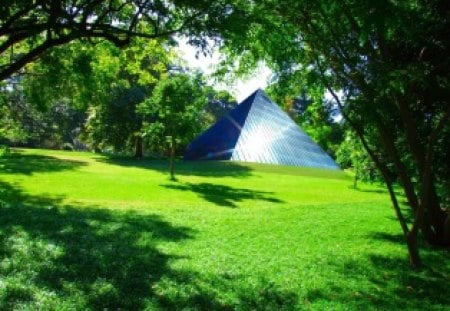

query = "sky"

[
  {"left": 175, "top": 39, "right": 343, "bottom": 122},
  {"left": 175, "top": 39, "right": 272, "bottom": 102}
]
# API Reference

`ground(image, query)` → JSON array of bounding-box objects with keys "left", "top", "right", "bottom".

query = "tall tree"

[
  {"left": 80, "top": 38, "right": 174, "bottom": 156},
  {"left": 219, "top": 0, "right": 450, "bottom": 267}
]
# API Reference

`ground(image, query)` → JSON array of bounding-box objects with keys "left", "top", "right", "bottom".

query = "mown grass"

[{"left": 0, "top": 148, "right": 448, "bottom": 310}]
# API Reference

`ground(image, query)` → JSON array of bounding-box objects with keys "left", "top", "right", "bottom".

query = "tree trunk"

[
  {"left": 321, "top": 79, "right": 423, "bottom": 266},
  {"left": 406, "top": 229, "right": 422, "bottom": 269},
  {"left": 419, "top": 152, "right": 448, "bottom": 246},
  {"left": 395, "top": 97, "right": 449, "bottom": 246},
  {"left": 444, "top": 214, "right": 450, "bottom": 245},
  {"left": 377, "top": 125, "right": 420, "bottom": 213},
  {"left": 169, "top": 135, "right": 176, "bottom": 181},
  {"left": 134, "top": 135, "right": 143, "bottom": 158}
]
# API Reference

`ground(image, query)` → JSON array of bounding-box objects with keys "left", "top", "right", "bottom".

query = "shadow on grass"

[
  {"left": 100, "top": 157, "right": 254, "bottom": 178},
  {"left": 0, "top": 181, "right": 193, "bottom": 309},
  {"left": 349, "top": 183, "right": 408, "bottom": 201},
  {"left": 306, "top": 232, "right": 450, "bottom": 310},
  {"left": 349, "top": 185, "right": 387, "bottom": 194},
  {"left": 162, "top": 182, "right": 284, "bottom": 208},
  {"left": 0, "top": 152, "right": 86, "bottom": 175},
  {"left": 369, "top": 231, "right": 406, "bottom": 244},
  {"left": 154, "top": 273, "right": 298, "bottom": 310},
  {"left": 0, "top": 181, "right": 296, "bottom": 310}
]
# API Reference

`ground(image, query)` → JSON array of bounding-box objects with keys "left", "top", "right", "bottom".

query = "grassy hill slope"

[{"left": 0, "top": 148, "right": 448, "bottom": 310}]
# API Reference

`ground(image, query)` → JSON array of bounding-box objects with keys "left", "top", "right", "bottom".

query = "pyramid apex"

[{"left": 241, "top": 88, "right": 267, "bottom": 103}]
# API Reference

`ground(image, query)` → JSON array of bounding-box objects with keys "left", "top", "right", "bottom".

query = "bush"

[
  {"left": 61, "top": 143, "right": 74, "bottom": 151},
  {"left": 0, "top": 145, "right": 11, "bottom": 157}
]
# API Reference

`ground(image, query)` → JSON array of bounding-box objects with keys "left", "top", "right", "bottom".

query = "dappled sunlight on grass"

[
  {"left": 0, "top": 148, "right": 448, "bottom": 310},
  {"left": 0, "top": 181, "right": 193, "bottom": 309}
]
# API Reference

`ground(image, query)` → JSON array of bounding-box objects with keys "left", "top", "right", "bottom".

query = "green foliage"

[
  {"left": 202, "top": 88, "right": 237, "bottom": 125},
  {"left": 294, "top": 99, "right": 342, "bottom": 158},
  {"left": 1, "top": 35, "right": 230, "bottom": 157},
  {"left": 0, "top": 85, "right": 83, "bottom": 148},
  {"left": 0, "top": 148, "right": 448, "bottom": 310},
  {"left": 138, "top": 73, "right": 208, "bottom": 178},
  {"left": 61, "top": 142, "right": 74, "bottom": 151},
  {"left": 0, "top": 84, "right": 84, "bottom": 149},
  {"left": 83, "top": 39, "right": 174, "bottom": 155},
  {"left": 0, "top": 0, "right": 243, "bottom": 81},
  {"left": 336, "top": 131, "right": 380, "bottom": 185},
  {"left": 16, "top": 38, "right": 174, "bottom": 154},
  {"left": 0, "top": 87, "right": 39, "bottom": 145},
  {"left": 139, "top": 74, "right": 207, "bottom": 154},
  {"left": 0, "top": 145, "right": 10, "bottom": 157},
  {"left": 83, "top": 86, "right": 147, "bottom": 153}
]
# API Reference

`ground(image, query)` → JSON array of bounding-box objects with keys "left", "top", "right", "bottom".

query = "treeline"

[
  {"left": 0, "top": 35, "right": 370, "bottom": 181},
  {"left": 0, "top": 39, "right": 237, "bottom": 159}
]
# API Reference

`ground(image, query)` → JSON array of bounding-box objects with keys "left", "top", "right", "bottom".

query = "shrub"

[
  {"left": 0, "top": 145, "right": 10, "bottom": 157},
  {"left": 61, "top": 143, "right": 74, "bottom": 151}
]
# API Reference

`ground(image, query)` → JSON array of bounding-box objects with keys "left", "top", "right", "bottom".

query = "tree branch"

[
  {"left": 314, "top": 55, "right": 410, "bottom": 235},
  {"left": 0, "top": 35, "right": 75, "bottom": 81}
]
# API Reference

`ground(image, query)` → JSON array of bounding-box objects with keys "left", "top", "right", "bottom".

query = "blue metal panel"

[
  {"left": 184, "top": 90, "right": 256, "bottom": 160},
  {"left": 184, "top": 89, "right": 339, "bottom": 170},
  {"left": 230, "top": 91, "right": 339, "bottom": 169}
]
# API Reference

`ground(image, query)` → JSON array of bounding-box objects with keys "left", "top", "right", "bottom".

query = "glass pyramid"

[{"left": 184, "top": 89, "right": 339, "bottom": 170}]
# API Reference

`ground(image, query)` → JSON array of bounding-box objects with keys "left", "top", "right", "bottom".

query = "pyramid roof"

[{"left": 184, "top": 89, "right": 339, "bottom": 170}]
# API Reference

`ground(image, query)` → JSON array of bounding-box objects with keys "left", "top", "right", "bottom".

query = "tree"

[
  {"left": 0, "top": 0, "right": 245, "bottom": 81},
  {"left": 219, "top": 0, "right": 450, "bottom": 267},
  {"left": 15, "top": 36, "right": 174, "bottom": 155},
  {"left": 84, "top": 86, "right": 147, "bottom": 156},
  {"left": 0, "top": 82, "right": 84, "bottom": 149},
  {"left": 0, "top": 82, "right": 39, "bottom": 145},
  {"left": 336, "top": 130, "right": 381, "bottom": 188},
  {"left": 202, "top": 87, "right": 237, "bottom": 125},
  {"left": 79, "top": 38, "right": 174, "bottom": 157},
  {"left": 138, "top": 74, "right": 206, "bottom": 180}
]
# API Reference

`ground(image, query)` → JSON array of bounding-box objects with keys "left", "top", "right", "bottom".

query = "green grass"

[{"left": 0, "top": 148, "right": 448, "bottom": 310}]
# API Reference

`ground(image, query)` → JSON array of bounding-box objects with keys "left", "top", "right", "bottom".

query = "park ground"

[{"left": 0, "top": 148, "right": 448, "bottom": 310}]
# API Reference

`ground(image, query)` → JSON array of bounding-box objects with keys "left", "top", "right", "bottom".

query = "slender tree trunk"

[
  {"left": 169, "top": 135, "right": 176, "bottom": 180},
  {"left": 395, "top": 97, "right": 448, "bottom": 246},
  {"left": 406, "top": 229, "right": 422, "bottom": 268},
  {"left": 321, "top": 83, "right": 423, "bottom": 266},
  {"left": 377, "top": 125, "right": 420, "bottom": 213},
  {"left": 134, "top": 135, "right": 143, "bottom": 158},
  {"left": 419, "top": 137, "right": 448, "bottom": 246},
  {"left": 444, "top": 215, "right": 450, "bottom": 245}
]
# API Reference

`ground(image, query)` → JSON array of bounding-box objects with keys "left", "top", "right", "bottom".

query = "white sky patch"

[
  {"left": 175, "top": 38, "right": 344, "bottom": 124},
  {"left": 324, "top": 90, "right": 344, "bottom": 122},
  {"left": 175, "top": 39, "right": 272, "bottom": 102}
]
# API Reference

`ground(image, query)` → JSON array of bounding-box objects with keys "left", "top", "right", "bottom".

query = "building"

[{"left": 184, "top": 89, "right": 339, "bottom": 170}]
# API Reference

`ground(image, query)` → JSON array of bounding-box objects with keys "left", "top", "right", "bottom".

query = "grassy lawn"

[{"left": 0, "top": 148, "right": 448, "bottom": 310}]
